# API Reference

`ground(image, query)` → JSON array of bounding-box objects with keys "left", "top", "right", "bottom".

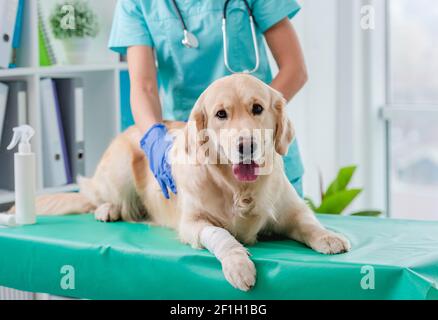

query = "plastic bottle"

[
  {"left": 7, "top": 125, "right": 36, "bottom": 225},
  {"left": 0, "top": 214, "right": 17, "bottom": 227}
]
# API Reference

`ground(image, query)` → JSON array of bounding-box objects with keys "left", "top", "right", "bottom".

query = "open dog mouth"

[{"left": 232, "top": 162, "right": 260, "bottom": 182}]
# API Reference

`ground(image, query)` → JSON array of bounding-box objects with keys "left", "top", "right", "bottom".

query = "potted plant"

[
  {"left": 305, "top": 165, "right": 383, "bottom": 217},
  {"left": 49, "top": 0, "right": 99, "bottom": 64}
]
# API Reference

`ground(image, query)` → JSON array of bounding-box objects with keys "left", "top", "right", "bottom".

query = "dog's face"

[{"left": 188, "top": 74, "right": 294, "bottom": 183}]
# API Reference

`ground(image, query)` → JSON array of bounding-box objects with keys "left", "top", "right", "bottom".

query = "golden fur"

[{"left": 16, "top": 74, "right": 350, "bottom": 291}]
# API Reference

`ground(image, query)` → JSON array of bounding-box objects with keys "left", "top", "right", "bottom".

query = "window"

[
  {"left": 389, "top": 0, "right": 438, "bottom": 104},
  {"left": 386, "top": 0, "right": 438, "bottom": 220},
  {"left": 389, "top": 113, "right": 438, "bottom": 220}
]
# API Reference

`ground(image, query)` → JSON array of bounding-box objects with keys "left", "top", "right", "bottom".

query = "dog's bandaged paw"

[
  {"left": 200, "top": 226, "right": 256, "bottom": 291},
  {"left": 222, "top": 253, "right": 256, "bottom": 292},
  {"left": 309, "top": 231, "right": 351, "bottom": 255}
]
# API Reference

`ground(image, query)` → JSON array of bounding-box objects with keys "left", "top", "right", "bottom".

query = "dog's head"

[{"left": 186, "top": 74, "right": 295, "bottom": 183}]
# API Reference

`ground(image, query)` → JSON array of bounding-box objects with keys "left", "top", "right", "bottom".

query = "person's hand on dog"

[{"left": 140, "top": 123, "right": 177, "bottom": 199}]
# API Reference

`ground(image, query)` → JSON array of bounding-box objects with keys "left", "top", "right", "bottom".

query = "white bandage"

[{"left": 200, "top": 226, "right": 247, "bottom": 261}]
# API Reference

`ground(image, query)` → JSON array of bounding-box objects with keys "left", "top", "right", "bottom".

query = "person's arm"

[
  {"left": 264, "top": 18, "right": 308, "bottom": 102},
  {"left": 127, "top": 45, "right": 177, "bottom": 199},
  {"left": 127, "top": 45, "right": 163, "bottom": 133}
]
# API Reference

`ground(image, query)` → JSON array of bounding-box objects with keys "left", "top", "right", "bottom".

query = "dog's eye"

[
  {"left": 216, "top": 110, "right": 228, "bottom": 120},
  {"left": 252, "top": 104, "right": 264, "bottom": 116}
]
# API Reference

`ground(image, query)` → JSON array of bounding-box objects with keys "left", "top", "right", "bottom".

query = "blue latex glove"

[{"left": 140, "top": 124, "right": 177, "bottom": 199}]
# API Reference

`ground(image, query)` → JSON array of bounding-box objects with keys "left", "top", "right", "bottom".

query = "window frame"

[
  {"left": 335, "top": 0, "right": 389, "bottom": 216},
  {"left": 381, "top": 0, "right": 438, "bottom": 217},
  {"left": 357, "top": 0, "right": 388, "bottom": 216}
]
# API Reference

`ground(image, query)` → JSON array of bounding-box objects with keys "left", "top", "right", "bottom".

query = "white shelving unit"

[{"left": 0, "top": 0, "right": 127, "bottom": 207}]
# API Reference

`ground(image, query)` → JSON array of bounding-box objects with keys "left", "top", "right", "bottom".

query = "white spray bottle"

[{"left": 7, "top": 125, "right": 37, "bottom": 225}]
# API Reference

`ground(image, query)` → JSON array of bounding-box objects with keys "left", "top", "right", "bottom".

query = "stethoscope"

[{"left": 170, "top": 0, "right": 260, "bottom": 74}]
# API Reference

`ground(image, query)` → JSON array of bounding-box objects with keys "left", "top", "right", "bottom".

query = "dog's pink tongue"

[{"left": 232, "top": 163, "right": 259, "bottom": 182}]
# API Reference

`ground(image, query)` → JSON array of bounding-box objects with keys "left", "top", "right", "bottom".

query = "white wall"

[
  {"left": 272, "top": 0, "right": 386, "bottom": 212},
  {"left": 287, "top": 0, "right": 340, "bottom": 201}
]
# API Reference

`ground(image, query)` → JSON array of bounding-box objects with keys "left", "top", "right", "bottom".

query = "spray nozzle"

[{"left": 7, "top": 125, "right": 35, "bottom": 154}]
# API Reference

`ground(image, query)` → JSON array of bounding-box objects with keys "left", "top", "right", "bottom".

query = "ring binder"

[{"left": 0, "top": 0, "right": 19, "bottom": 68}]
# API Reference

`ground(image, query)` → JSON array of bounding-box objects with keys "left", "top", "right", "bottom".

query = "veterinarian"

[{"left": 109, "top": 0, "right": 307, "bottom": 199}]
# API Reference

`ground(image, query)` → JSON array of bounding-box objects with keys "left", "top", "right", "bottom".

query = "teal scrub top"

[{"left": 108, "top": 0, "right": 304, "bottom": 182}]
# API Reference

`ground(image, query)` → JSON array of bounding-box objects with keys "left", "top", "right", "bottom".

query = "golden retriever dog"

[{"left": 25, "top": 74, "right": 350, "bottom": 291}]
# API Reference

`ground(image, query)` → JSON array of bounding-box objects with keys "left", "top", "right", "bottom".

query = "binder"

[
  {"left": 38, "top": 23, "right": 53, "bottom": 67},
  {"left": 12, "top": 0, "right": 24, "bottom": 48},
  {"left": 9, "top": 0, "right": 25, "bottom": 68},
  {"left": 0, "top": 82, "right": 8, "bottom": 145},
  {"left": 54, "top": 78, "right": 85, "bottom": 181},
  {"left": 0, "top": 0, "right": 19, "bottom": 68},
  {"left": 40, "top": 78, "right": 72, "bottom": 187},
  {"left": 0, "top": 81, "right": 27, "bottom": 191},
  {"left": 120, "top": 71, "right": 134, "bottom": 131},
  {"left": 38, "top": 1, "right": 57, "bottom": 66}
]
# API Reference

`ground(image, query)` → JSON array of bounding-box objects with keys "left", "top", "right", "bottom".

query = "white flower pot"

[{"left": 62, "top": 37, "right": 91, "bottom": 64}]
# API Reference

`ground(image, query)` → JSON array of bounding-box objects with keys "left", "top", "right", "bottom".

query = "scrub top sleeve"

[
  {"left": 251, "top": 0, "right": 301, "bottom": 33},
  {"left": 108, "top": 0, "right": 154, "bottom": 54}
]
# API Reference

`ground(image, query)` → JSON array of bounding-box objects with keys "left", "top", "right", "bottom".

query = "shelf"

[
  {"left": 0, "top": 68, "right": 35, "bottom": 78},
  {"left": 39, "top": 63, "right": 128, "bottom": 75},
  {"left": 0, "top": 1, "right": 123, "bottom": 206},
  {"left": 117, "top": 62, "right": 129, "bottom": 71},
  {"left": 0, "top": 191, "right": 15, "bottom": 206},
  {"left": 0, "top": 63, "right": 128, "bottom": 79}
]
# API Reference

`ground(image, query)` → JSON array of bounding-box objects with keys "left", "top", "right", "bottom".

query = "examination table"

[{"left": 0, "top": 214, "right": 437, "bottom": 300}]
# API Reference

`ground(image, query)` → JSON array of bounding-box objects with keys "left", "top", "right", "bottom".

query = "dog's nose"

[{"left": 238, "top": 138, "right": 258, "bottom": 156}]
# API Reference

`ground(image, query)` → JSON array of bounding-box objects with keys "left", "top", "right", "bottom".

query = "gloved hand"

[{"left": 140, "top": 123, "right": 177, "bottom": 199}]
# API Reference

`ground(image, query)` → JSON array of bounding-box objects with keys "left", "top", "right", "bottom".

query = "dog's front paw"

[
  {"left": 309, "top": 231, "right": 351, "bottom": 255},
  {"left": 221, "top": 253, "right": 256, "bottom": 292},
  {"left": 94, "top": 203, "right": 121, "bottom": 222}
]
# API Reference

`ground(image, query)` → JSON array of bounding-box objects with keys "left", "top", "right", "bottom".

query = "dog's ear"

[
  {"left": 272, "top": 90, "right": 295, "bottom": 156},
  {"left": 185, "top": 95, "right": 207, "bottom": 154}
]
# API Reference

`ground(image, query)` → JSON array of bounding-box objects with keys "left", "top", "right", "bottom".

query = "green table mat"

[{"left": 0, "top": 214, "right": 437, "bottom": 300}]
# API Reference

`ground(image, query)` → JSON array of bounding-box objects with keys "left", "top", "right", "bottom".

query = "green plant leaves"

[
  {"left": 50, "top": 0, "right": 100, "bottom": 40},
  {"left": 350, "top": 210, "right": 383, "bottom": 217},
  {"left": 325, "top": 166, "right": 357, "bottom": 198},
  {"left": 315, "top": 189, "right": 362, "bottom": 214},
  {"left": 305, "top": 197, "right": 317, "bottom": 211},
  {"left": 306, "top": 165, "right": 380, "bottom": 217}
]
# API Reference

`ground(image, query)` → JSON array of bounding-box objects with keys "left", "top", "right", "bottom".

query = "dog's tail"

[
  {"left": 8, "top": 192, "right": 96, "bottom": 216},
  {"left": 8, "top": 177, "right": 98, "bottom": 216}
]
